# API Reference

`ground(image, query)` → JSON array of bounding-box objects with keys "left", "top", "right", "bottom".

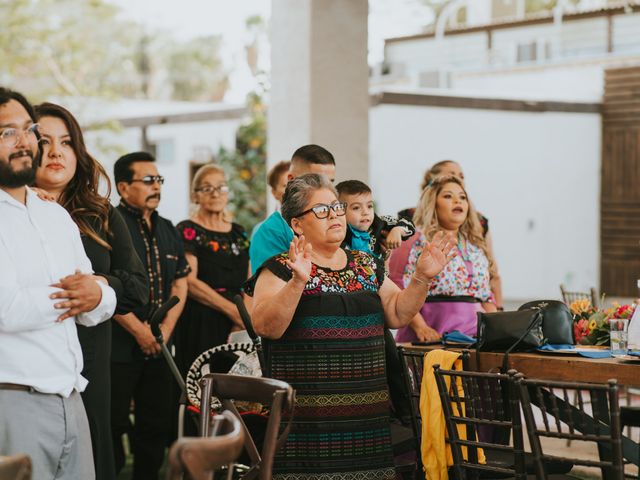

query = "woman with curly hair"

[
  {"left": 392, "top": 175, "right": 497, "bottom": 341},
  {"left": 34, "top": 102, "right": 148, "bottom": 480}
]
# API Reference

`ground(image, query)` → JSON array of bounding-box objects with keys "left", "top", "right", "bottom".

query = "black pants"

[
  {"left": 79, "top": 321, "right": 116, "bottom": 480},
  {"left": 111, "top": 357, "right": 173, "bottom": 480},
  {"left": 384, "top": 328, "right": 412, "bottom": 420}
]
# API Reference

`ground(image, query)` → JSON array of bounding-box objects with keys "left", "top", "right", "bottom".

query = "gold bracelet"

[{"left": 412, "top": 274, "right": 430, "bottom": 287}]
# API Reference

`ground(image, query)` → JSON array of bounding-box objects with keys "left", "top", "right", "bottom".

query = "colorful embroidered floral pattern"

[
  {"left": 178, "top": 221, "right": 249, "bottom": 256},
  {"left": 271, "top": 249, "right": 383, "bottom": 295},
  {"left": 402, "top": 232, "right": 493, "bottom": 301},
  {"left": 183, "top": 227, "right": 196, "bottom": 241}
]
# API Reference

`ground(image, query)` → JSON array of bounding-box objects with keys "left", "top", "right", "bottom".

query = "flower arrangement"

[{"left": 570, "top": 299, "right": 636, "bottom": 345}]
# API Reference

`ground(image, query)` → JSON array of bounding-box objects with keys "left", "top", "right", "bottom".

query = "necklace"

[{"left": 457, "top": 232, "right": 471, "bottom": 262}]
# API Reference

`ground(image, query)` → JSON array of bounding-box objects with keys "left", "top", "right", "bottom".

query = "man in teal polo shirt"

[{"left": 249, "top": 144, "right": 336, "bottom": 274}]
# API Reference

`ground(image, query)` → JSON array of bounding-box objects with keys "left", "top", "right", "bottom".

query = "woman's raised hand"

[
  {"left": 414, "top": 231, "right": 457, "bottom": 283},
  {"left": 285, "top": 235, "right": 313, "bottom": 284}
]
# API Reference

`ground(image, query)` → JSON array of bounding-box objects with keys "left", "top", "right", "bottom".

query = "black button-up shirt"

[{"left": 112, "top": 201, "right": 190, "bottom": 362}]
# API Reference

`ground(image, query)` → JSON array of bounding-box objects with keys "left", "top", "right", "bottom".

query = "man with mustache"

[
  {"left": 111, "top": 151, "right": 189, "bottom": 480},
  {"left": 0, "top": 87, "right": 117, "bottom": 480}
]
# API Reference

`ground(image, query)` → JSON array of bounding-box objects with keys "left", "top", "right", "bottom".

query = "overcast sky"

[{"left": 107, "top": 0, "right": 435, "bottom": 100}]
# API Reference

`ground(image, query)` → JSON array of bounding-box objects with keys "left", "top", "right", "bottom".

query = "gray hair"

[{"left": 281, "top": 173, "right": 338, "bottom": 225}]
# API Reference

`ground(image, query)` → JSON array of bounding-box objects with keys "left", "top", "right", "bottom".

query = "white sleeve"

[
  {"left": 0, "top": 232, "right": 64, "bottom": 332},
  {"left": 76, "top": 281, "right": 117, "bottom": 327},
  {"left": 0, "top": 285, "right": 64, "bottom": 332}
]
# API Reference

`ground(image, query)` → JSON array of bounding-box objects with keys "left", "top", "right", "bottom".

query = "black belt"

[
  {"left": 0, "top": 383, "right": 31, "bottom": 391},
  {"left": 425, "top": 295, "right": 480, "bottom": 304}
]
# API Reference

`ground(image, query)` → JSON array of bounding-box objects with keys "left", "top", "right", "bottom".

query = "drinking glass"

[{"left": 609, "top": 318, "right": 629, "bottom": 357}]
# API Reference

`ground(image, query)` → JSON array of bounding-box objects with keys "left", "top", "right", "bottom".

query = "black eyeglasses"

[
  {"left": 130, "top": 175, "right": 165, "bottom": 186},
  {"left": 296, "top": 202, "right": 347, "bottom": 219},
  {"left": 195, "top": 185, "right": 229, "bottom": 195}
]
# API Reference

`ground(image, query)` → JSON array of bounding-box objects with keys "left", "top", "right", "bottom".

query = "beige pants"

[{"left": 0, "top": 389, "right": 94, "bottom": 480}]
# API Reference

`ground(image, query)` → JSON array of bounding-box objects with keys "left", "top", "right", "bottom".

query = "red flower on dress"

[
  {"left": 183, "top": 227, "right": 196, "bottom": 241},
  {"left": 209, "top": 241, "right": 220, "bottom": 252}
]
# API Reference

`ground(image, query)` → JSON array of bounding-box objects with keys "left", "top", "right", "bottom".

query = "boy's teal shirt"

[{"left": 346, "top": 224, "right": 373, "bottom": 254}]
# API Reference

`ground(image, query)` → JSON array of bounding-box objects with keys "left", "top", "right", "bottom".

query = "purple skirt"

[{"left": 395, "top": 300, "right": 482, "bottom": 342}]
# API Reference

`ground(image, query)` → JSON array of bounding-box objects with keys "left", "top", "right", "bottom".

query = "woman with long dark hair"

[{"left": 34, "top": 102, "right": 148, "bottom": 480}]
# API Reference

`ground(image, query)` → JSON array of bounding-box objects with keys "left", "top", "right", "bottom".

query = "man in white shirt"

[{"left": 0, "top": 87, "right": 117, "bottom": 480}]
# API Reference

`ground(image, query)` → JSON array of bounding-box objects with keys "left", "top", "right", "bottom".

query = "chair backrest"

[
  {"left": 433, "top": 366, "right": 526, "bottom": 480},
  {"left": 397, "top": 347, "right": 471, "bottom": 475},
  {"left": 397, "top": 346, "right": 426, "bottom": 454},
  {"left": 0, "top": 455, "right": 31, "bottom": 480},
  {"left": 516, "top": 376, "right": 623, "bottom": 480},
  {"left": 199, "top": 373, "right": 295, "bottom": 480},
  {"left": 560, "top": 284, "right": 599, "bottom": 308},
  {"left": 166, "top": 410, "right": 244, "bottom": 480}
]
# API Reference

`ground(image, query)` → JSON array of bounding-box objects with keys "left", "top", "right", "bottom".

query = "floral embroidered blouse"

[
  {"left": 402, "top": 232, "right": 494, "bottom": 302},
  {"left": 246, "top": 248, "right": 385, "bottom": 296},
  {"left": 176, "top": 220, "right": 249, "bottom": 291}
]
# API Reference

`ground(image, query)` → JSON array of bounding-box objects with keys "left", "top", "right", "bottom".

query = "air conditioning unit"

[
  {"left": 515, "top": 38, "right": 551, "bottom": 63},
  {"left": 418, "top": 70, "right": 451, "bottom": 88}
]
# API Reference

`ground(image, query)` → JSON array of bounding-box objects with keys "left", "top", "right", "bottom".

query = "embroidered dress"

[
  {"left": 174, "top": 220, "right": 249, "bottom": 374},
  {"left": 247, "top": 249, "right": 396, "bottom": 480},
  {"left": 395, "top": 232, "right": 493, "bottom": 339}
]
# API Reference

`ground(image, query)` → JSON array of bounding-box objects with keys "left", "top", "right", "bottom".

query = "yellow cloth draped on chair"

[{"left": 420, "top": 349, "right": 485, "bottom": 480}]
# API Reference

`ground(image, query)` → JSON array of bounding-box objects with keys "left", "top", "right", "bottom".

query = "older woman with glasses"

[
  {"left": 174, "top": 164, "right": 250, "bottom": 376},
  {"left": 246, "top": 173, "right": 456, "bottom": 479}
]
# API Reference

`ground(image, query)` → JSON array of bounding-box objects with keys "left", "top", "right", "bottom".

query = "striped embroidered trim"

[
  {"left": 273, "top": 467, "right": 396, "bottom": 480},
  {"left": 294, "top": 314, "right": 383, "bottom": 329},
  {"left": 295, "top": 391, "right": 389, "bottom": 407},
  {"left": 286, "top": 325, "right": 383, "bottom": 340}
]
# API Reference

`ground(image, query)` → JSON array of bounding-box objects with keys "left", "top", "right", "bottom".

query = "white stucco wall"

[
  {"left": 369, "top": 103, "right": 601, "bottom": 301},
  {"left": 84, "top": 118, "right": 242, "bottom": 224}
]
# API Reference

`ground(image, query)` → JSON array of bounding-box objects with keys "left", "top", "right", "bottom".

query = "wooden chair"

[
  {"left": 433, "top": 366, "right": 575, "bottom": 479},
  {"left": 516, "top": 376, "right": 624, "bottom": 480},
  {"left": 397, "top": 346, "right": 426, "bottom": 473},
  {"left": 199, "top": 373, "right": 295, "bottom": 480},
  {"left": 433, "top": 366, "right": 527, "bottom": 479},
  {"left": 560, "top": 284, "right": 599, "bottom": 308},
  {"left": 166, "top": 410, "right": 244, "bottom": 480},
  {"left": 0, "top": 454, "right": 31, "bottom": 480},
  {"left": 397, "top": 348, "right": 472, "bottom": 479}
]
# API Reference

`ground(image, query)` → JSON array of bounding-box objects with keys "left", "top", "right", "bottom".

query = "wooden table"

[
  {"left": 401, "top": 344, "right": 640, "bottom": 387},
  {"left": 401, "top": 343, "right": 640, "bottom": 472}
]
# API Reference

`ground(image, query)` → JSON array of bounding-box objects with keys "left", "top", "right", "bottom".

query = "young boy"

[{"left": 336, "top": 180, "right": 415, "bottom": 259}]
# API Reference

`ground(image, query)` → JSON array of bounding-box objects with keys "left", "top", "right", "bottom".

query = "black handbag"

[
  {"left": 518, "top": 300, "right": 575, "bottom": 345},
  {"left": 476, "top": 308, "right": 546, "bottom": 373},
  {"left": 476, "top": 309, "right": 545, "bottom": 352}
]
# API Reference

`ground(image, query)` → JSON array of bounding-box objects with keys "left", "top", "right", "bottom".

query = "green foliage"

[
  {"left": 1, "top": 0, "right": 228, "bottom": 102},
  {"left": 217, "top": 92, "right": 266, "bottom": 232},
  {"left": 167, "top": 35, "right": 229, "bottom": 101}
]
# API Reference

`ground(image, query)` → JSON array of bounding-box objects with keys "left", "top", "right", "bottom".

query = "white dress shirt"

[{"left": 0, "top": 187, "right": 116, "bottom": 396}]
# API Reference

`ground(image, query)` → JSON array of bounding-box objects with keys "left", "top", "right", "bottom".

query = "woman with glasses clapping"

[
  {"left": 174, "top": 164, "right": 250, "bottom": 377},
  {"left": 245, "top": 173, "right": 456, "bottom": 479}
]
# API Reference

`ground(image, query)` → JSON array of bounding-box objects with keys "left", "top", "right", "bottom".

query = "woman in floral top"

[
  {"left": 174, "top": 164, "right": 250, "bottom": 376},
  {"left": 391, "top": 175, "right": 497, "bottom": 341}
]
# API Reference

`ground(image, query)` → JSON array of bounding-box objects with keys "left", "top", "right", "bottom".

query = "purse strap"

[{"left": 500, "top": 310, "right": 544, "bottom": 372}]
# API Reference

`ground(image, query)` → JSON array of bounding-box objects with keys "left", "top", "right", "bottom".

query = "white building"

[
  {"left": 367, "top": 1, "right": 640, "bottom": 300},
  {"left": 66, "top": 98, "right": 245, "bottom": 223}
]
